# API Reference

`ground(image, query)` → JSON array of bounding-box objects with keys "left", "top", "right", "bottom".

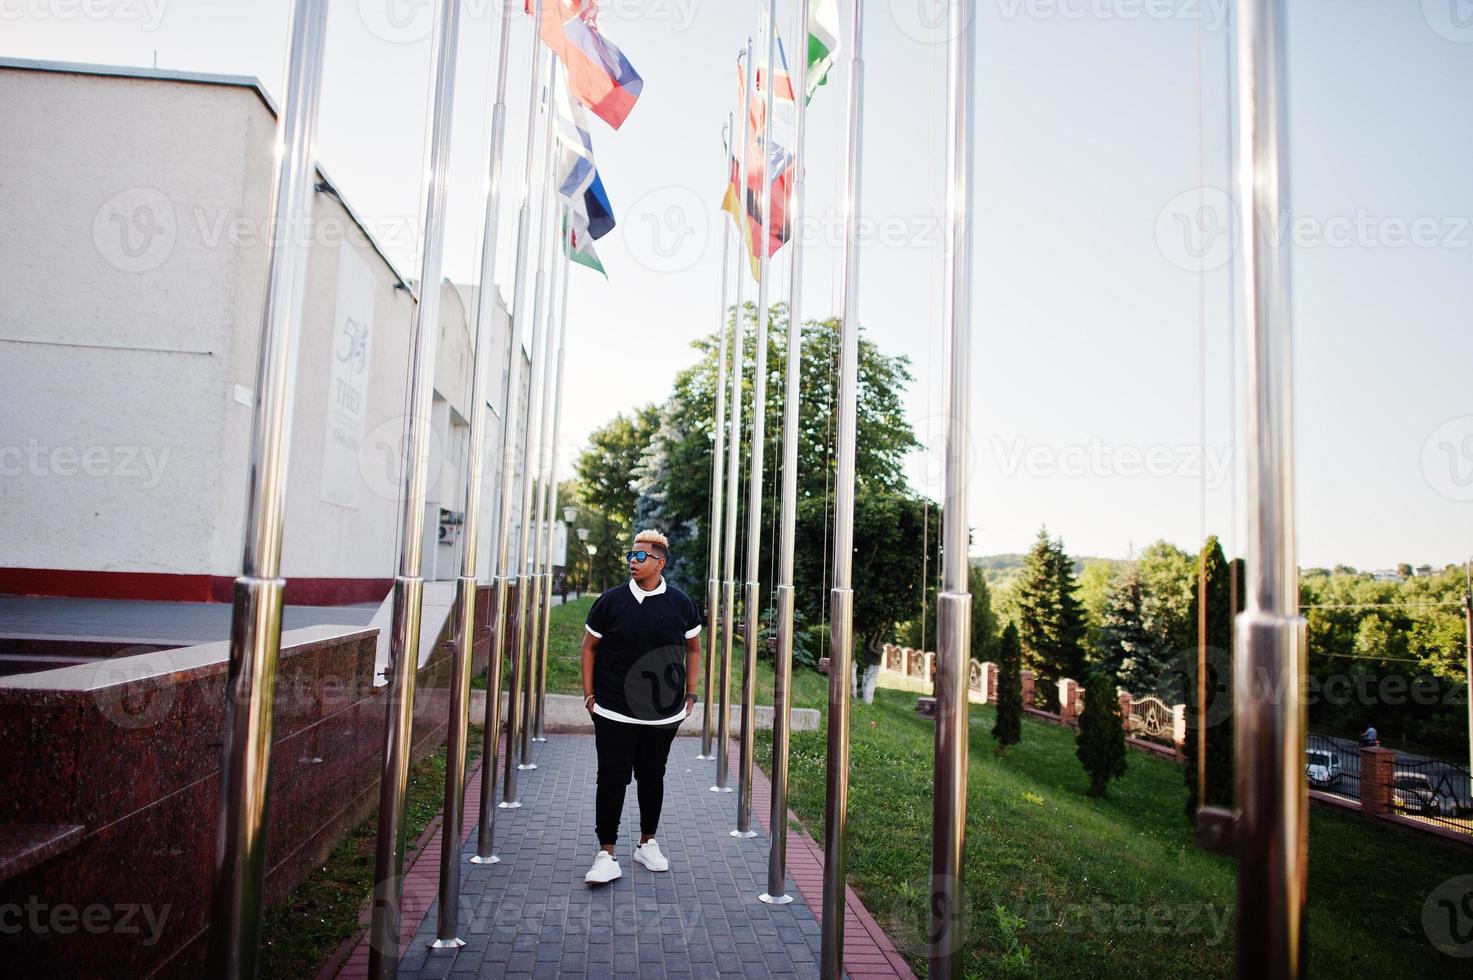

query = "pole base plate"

[
  {"left": 531, "top": 736, "right": 548, "bottom": 743},
  {"left": 729, "top": 829, "right": 758, "bottom": 839},
  {"left": 428, "top": 937, "right": 466, "bottom": 949},
  {"left": 710, "top": 785, "right": 733, "bottom": 793},
  {"left": 695, "top": 753, "right": 714, "bottom": 760},
  {"left": 517, "top": 763, "right": 538, "bottom": 771},
  {"left": 497, "top": 801, "right": 522, "bottom": 810},
  {"left": 469, "top": 854, "right": 501, "bottom": 865},
  {"left": 758, "top": 893, "right": 794, "bottom": 905}
]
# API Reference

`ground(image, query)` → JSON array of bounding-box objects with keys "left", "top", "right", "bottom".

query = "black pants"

[{"left": 593, "top": 714, "right": 680, "bottom": 847}]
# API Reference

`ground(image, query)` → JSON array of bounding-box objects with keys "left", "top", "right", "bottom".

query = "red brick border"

[
  {"left": 321, "top": 754, "right": 495, "bottom": 980},
  {"left": 738, "top": 738, "right": 918, "bottom": 980}
]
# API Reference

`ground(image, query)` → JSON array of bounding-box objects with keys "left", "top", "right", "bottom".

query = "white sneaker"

[
  {"left": 584, "top": 850, "right": 622, "bottom": 884},
  {"left": 633, "top": 838, "right": 670, "bottom": 872}
]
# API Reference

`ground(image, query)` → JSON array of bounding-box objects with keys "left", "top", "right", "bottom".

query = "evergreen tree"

[
  {"left": 970, "top": 565, "right": 1000, "bottom": 664},
  {"left": 1075, "top": 669, "right": 1128, "bottom": 796},
  {"left": 992, "top": 622, "right": 1023, "bottom": 749},
  {"left": 1014, "top": 528, "right": 1087, "bottom": 704},
  {"left": 1181, "top": 536, "right": 1240, "bottom": 819},
  {"left": 1095, "top": 565, "right": 1162, "bottom": 691}
]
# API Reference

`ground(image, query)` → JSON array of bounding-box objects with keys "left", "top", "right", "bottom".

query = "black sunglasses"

[{"left": 626, "top": 550, "right": 665, "bottom": 564}]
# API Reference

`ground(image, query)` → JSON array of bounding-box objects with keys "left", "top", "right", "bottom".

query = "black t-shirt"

[{"left": 585, "top": 578, "right": 702, "bottom": 723}]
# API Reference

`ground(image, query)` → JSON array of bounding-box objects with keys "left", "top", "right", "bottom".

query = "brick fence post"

[
  {"left": 1361, "top": 746, "right": 1397, "bottom": 816},
  {"left": 1117, "top": 690, "right": 1133, "bottom": 733},
  {"left": 1058, "top": 678, "right": 1078, "bottom": 724},
  {"left": 1021, "top": 670, "right": 1035, "bottom": 708}
]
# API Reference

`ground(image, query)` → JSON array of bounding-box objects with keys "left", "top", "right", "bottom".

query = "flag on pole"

[
  {"left": 532, "top": 0, "right": 644, "bottom": 130},
  {"left": 721, "top": 33, "right": 796, "bottom": 278},
  {"left": 564, "top": 217, "right": 607, "bottom": 278},
  {"left": 806, "top": 0, "right": 840, "bottom": 100},
  {"left": 554, "top": 80, "right": 616, "bottom": 243}
]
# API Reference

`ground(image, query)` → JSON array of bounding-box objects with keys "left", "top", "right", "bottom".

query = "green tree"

[
  {"left": 1182, "top": 536, "right": 1239, "bottom": 819},
  {"left": 793, "top": 489, "right": 940, "bottom": 689},
  {"left": 992, "top": 622, "right": 1023, "bottom": 749},
  {"left": 1135, "top": 540, "right": 1196, "bottom": 680},
  {"left": 1076, "top": 669, "right": 1128, "bottom": 796},
  {"left": 655, "top": 303, "right": 918, "bottom": 611},
  {"left": 1095, "top": 565, "right": 1161, "bottom": 692},
  {"left": 1014, "top": 528, "right": 1087, "bottom": 701},
  {"left": 573, "top": 405, "right": 659, "bottom": 535}
]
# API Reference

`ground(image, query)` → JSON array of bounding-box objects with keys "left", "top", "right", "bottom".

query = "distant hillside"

[{"left": 973, "top": 553, "right": 1125, "bottom": 587}]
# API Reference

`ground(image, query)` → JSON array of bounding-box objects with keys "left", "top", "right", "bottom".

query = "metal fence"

[
  {"left": 1306, "top": 734, "right": 1360, "bottom": 804},
  {"left": 1385, "top": 757, "right": 1473, "bottom": 836},
  {"left": 1125, "top": 695, "right": 1177, "bottom": 747}
]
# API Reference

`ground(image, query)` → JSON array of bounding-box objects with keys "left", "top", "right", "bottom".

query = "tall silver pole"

[
  {"left": 713, "top": 39, "right": 754, "bottom": 796},
  {"left": 698, "top": 116, "right": 734, "bottom": 763},
  {"left": 368, "top": 2, "right": 462, "bottom": 975},
  {"left": 761, "top": 0, "right": 809, "bottom": 906},
  {"left": 532, "top": 211, "right": 572, "bottom": 743},
  {"left": 514, "top": 58, "right": 560, "bottom": 778},
  {"left": 929, "top": 2, "right": 976, "bottom": 976},
  {"left": 1233, "top": 1, "right": 1304, "bottom": 977},
  {"left": 434, "top": 0, "right": 516, "bottom": 931},
  {"left": 734, "top": 0, "right": 778, "bottom": 841},
  {"left": 205, "top": 3, "right": 329, "bottom": 977},
  {"left": 502, "top": 41, "right": 556, "bottom": 805},
  {"left": 475, "top": 0, "right": 539, "bottom": 852},
  {"left": 523, "top": 211, "right": 558, "bottom": 752},
  {"left": 821, "top": 1, "right": 864, "bottom": 975},
  {"left": 1464, "top": 580, "right": 1472, "bottom": 785}
]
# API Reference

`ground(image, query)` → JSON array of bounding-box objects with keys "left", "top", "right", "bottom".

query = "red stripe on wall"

[{"left": 0, "top": 569, "right": 393, "bottom": 606}]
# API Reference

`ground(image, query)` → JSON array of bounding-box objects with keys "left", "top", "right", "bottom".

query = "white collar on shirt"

[{"left": 628, "top": 576, "right": 667, "bottom": 603}]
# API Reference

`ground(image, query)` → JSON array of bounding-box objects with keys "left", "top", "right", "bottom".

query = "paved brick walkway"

[{"left": 330, "top": 731, "right": 915, "bottom": 980}]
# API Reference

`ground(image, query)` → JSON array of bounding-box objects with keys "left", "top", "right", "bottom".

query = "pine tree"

[
  {"left": 1182, "top": 536, "right": 1239, "bottom": 819},
  {"left": 1015, "top": 528, "right": 1087, "bottom": 705},
  {"left": 1096, "top": 565, "right": 1162, "bottom": 692},
  {"left": 1076, "top": 669, "right": 1128, "bottom": 796},
  {"left": 992, "top": 622, "right": 1023, "bottom": 749}
]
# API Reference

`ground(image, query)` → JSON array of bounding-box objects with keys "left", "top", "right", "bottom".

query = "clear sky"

[{"left": 7, "top": 0, "right": 1471, "bottom": 571}]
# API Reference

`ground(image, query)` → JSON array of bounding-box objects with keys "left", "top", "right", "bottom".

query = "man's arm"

[
  {"left": 683, "top": 634, "right": 700, "bottom": 716},
  {"left": 581, "top": 630, "right": 599, "bottom": 715}
]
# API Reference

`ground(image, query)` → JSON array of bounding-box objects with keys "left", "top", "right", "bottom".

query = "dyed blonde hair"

[{"left": 634, "top": 529, "right": 670, "bottom": 554}]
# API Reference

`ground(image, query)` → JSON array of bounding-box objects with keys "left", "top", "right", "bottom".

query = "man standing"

[{"left": 581, "top": 529, "right": 702, "bottom": 884}]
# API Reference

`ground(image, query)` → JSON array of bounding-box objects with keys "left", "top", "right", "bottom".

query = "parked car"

[
  {"left": 1390, "top": 772, "right": 1441, "bottom": 815},
  {"left": 1305, "top": 748, "right": 1342, "bottom": 788}
]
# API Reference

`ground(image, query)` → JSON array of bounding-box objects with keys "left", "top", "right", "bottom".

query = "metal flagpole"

[
  {"left": 821, "top": 0, "right": 864, "bottom": 974},
  {"left": 368, "top": 1, "right": 462, "bottom": 975},
  {"left": 502, "top": 42, "right": 557, "bottom": 804},
  {"left": 734, "top": 0, "right": 778, "bottom": 842},
  {"left": 698, "top": 114, "right": 735, "bottom": 763},
  {"left": 524, "top": 219, "right": 558, "bottom": 750},
  {"left": 474, "top": 0, "right": 540, "bottom": 854},
  {"left": 205, "top": 3, "right": 329, "bottom": 976},
  {"left": 534, "top": 213, "right": 573, "bottom": 741},
  {"left": 523, "top": 226, "right": 557, "bottom": 753},
  {"left": 514, "top": 60, "right": 560, "bottom": 778},
  {"left": 713, "top": 38, "right": 754, "bottom": 796},
  {"left": 761, "top": 0, "right": 810, "bottom": 905},
  {"left": 1233, "top": 0, "right": 1305, "bottom": 976},
  {"left": 435, "top": 0, "right": 517, "bottom": 927},
  {"left": 929, "top": 2, "right": 976, "bottom": 975}
]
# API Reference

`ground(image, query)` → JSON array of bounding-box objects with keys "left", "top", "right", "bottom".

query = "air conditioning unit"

[{"left": 437, "top": 508, "right": 464, "bottom": 545}]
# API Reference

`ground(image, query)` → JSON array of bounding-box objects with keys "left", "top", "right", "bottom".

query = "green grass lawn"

[
  {"left": 489, "top": 599, "right": 1460, "bottom": 976},
  {"left": 750, "top": 681, "right": 1462, "bottom": 979}
]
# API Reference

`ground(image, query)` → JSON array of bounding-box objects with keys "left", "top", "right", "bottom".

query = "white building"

[{"left": 0, "top": 59, "right": 563, "bottom": 603}]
